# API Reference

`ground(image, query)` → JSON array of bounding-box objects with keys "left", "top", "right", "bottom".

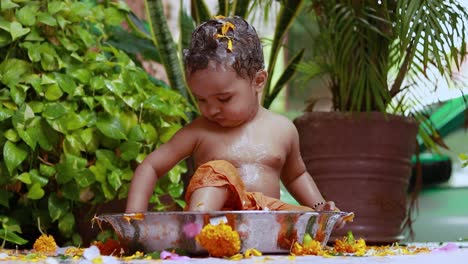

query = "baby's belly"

[{"left": 238, "top": 164, "right": 280, "bottom": 199}]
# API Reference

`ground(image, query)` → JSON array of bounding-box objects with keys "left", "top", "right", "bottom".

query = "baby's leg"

[
  {"left": 188, "top": 186, "right": 228, "bottom": 211},
  {"left": 185, "top": 160, "right": 247, "bottom": 211}
]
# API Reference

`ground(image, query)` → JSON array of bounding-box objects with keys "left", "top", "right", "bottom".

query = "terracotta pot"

[{"left": 293, "top": 112, "right": 418, "bottom": 244}]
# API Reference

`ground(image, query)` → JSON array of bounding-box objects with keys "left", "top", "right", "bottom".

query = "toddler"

[{"left": 126, "top": 16, "right": 344, "bottom": 225}]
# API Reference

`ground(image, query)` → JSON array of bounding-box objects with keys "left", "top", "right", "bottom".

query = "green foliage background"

[{"left": 0, "top": 0, "right": 189, "bottom": 247}]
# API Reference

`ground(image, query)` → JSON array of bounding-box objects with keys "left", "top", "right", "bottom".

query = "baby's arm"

[
  {"left": 125, "top": 124, "right": 197, "bottom": 213},
  {"left": 281, "top": 121, "right": 348, "bottom": 228},
  {"left": 280, "top": 121, "right": 328, "bottom": 209}
]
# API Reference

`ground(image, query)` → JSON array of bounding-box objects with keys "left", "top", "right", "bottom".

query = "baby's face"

[{"left": 188, "top": 62, "right": 261, "bottom": 128}]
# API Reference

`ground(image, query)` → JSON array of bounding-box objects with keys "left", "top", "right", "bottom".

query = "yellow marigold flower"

[
  {"left": 244, "top": 248, "right": 262, "bottom": 258},
  {"left": 33, "top": 234, "right": 57, "bottom": 256},
  {"left": 64, "top": 247, "right": 84, "bottom": 257},
  {"left": 227, "top": 39, "right": 233, "bottom": 52},
  {"left": 221, "top": 21, "right": 235, "bottom": 35},
  {"left": 195, "top": 222, "right": 240, "bottom": 257}
]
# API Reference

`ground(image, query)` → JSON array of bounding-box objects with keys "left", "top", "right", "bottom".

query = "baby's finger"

[{"left": 322, "top": 201, "right": 337, "bottom": 211}]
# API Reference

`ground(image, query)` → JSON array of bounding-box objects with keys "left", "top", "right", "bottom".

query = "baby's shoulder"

[
  {"left": 182, "top": 116, "right": 220, "bottom": 135},
  {"left": 261, "top": 110, "right": 297, "bottom": 135}
]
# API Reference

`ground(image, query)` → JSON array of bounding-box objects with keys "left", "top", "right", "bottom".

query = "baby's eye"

[
  {"left": 197, "top": 98, "right": 206, "bottom": 103},
  {"left": 218, "top": 96, "right": 232, "bottom": 103}
]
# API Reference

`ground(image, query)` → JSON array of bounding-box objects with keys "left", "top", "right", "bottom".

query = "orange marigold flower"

[
  {"left": 290, "top": 234, "right": 323, "bottom": 256},
  {"left": 195, "top": 222, "right": 240, "bottom": 257},
  {"left": 33, "top": 234, "right": 57, "bottom": 256},
  {"left": 334, "top": 231, "right": 366, "bottom": 256}
]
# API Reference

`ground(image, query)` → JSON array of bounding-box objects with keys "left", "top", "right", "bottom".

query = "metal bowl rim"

[{"left": 101, "top": 210, "right": 350, "bottom": 218}]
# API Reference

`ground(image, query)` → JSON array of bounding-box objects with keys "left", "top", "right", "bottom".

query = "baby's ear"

[{"left": 253, "top": 69, "right": 268, "bottom": 93}]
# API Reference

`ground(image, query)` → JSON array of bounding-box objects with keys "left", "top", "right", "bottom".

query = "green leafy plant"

[{"left": 0, "top": 0, "right": 189, "bottom": 246}]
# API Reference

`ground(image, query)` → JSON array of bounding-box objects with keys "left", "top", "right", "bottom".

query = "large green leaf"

[
  {"left": 58, "top": 212, "right": 75, "bottom": 238},
  {"left": 61, "top": 181, "right": 81, "bottom": 202},
  {"left": 79, "top": 128, "right": 99, "bottom": 152},
  {"left": 38, "top": 43, "right": 60, "bottom": 71},
  {"left": 1, "top": 0, "right": 19, "bottom": 10},
  {"left": 108, "top": 170, "right": 123, "bottom": 191},
  {"left": 145, "top": 0, "right": 189, "bottom": 101},
  {"left": 0, "top": 105, "right": 14, "bottom": 121},
  {"left": 0, "top": 59, "right": 32, "bottom": 88},
  {"left": 3, "top": 141, "right": 28, "bottom": 175},
  {"left": 75, "top": 168, "right": 95, "bottom": 187},
  {"left": 53, "top": 73, "right": 77, "bottom": 95},
  {"left": 39, "top": 164, "right": 56, "bottom": 178},
  {"left": 48, "top": 193, "right": 70, "bottom": 222},
  {"left": 119, "top": 141, "right": 140, "bottom": 161},
  {"left": 103, "top": 4, "right": 125, "bottom": 25},
  {"left": 16, "top": 116, "right": 45, "bottom": 150},
  {"left": 29, "top": 169, "right": 48, "bottom": 186},
  {"left": 56, "top": 154, "right": 88, "bottom": 184},
  {"left": 168, "top": 182, "right": 184, "bottom": 198},
  {"left": 9, "top": 21, "right": 30, "bottom": 40},
  {"left": 0, "top": 189, "right": 12, "bottom": 208},
  {"left": 96, "top": 113, "right": 127, "bottom": 140},
  {"left": 0, "top": 229, "right": 27, "bottom": 245},
  {"left": 89, "top": 162, "right": 107, "bottom": 184},
  {"left": 27, "top": 183, "right": 44, "bottom": 200},
  {"left": 63, "top": 133, "right": 85, "bottom": 155},
  {"left": 100, "top": 181, "right": 116, "bottom": 200},
  {"left": 15, "top": 172, "right": 31, "bottom": 184},
  {"left": 4, "top": 129, "right": 20, "bottom": 142},
  {"left": 140, "top": 123, "right": 158, "bottom": 143},
  {"left": 263, "top": 0, "right": 305, "bottom": 103},
  {"left": 64, "top": 112, "right": 88, "bottom": 131},
  {"left": 67, "top": 67, "right": 91, "bottom": 85},
  {"left": 128, "top": 125, "right": 145, "bottom": 142},
  {"left": 190, "top": 0, "right": 211, "bottom": 25},
  {"left": 35, "top": 118, "right": 59, "bottom": 151},
  {"left": 119, "top": 111, "right": 138, "bottom": 134},
  {"left": 42, "top": 102, "right": 68, "bottom": 120},
  {"left": 179, "top": 1, "right": 195, "bottom": 52}
]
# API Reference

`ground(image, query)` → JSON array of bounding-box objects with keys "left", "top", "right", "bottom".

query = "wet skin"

[{"left": 125, "top": 62, "right": 328, "bottom": 215}]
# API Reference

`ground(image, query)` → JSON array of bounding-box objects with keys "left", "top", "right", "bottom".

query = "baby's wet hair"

[{"left": 183, "top": 16, "right": 264, "bottom": 80}]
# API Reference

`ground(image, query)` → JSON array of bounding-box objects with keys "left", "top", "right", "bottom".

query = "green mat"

[{"left": 418, "top": 95, "right": 467, "bottom": 153}]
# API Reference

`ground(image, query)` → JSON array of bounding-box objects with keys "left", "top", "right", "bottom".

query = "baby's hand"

[{"left": 317, "top": 201, "right": 354, "bottom": 229}]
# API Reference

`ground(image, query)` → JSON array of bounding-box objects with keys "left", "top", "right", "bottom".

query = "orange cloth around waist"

[{"left": 185, "top": 160, "right": 312, "bottom": 211}]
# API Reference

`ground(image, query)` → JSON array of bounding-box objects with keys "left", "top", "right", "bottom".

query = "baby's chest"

[{"left": 194, "top": 135, "right": 286, "bottom": 169}]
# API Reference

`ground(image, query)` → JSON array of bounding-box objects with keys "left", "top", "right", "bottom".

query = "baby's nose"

[{"left": 208, "top": 106, "right": 221, "bottom": 116}]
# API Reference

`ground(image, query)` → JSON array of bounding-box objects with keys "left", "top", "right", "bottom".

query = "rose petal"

[
  {"left": 183, "top": 223, "right": 202, "bottom": 238},
  {"left": 161, "top": 250, "right": 172, "bottom": 259},
  {"left": 433, "top": 243, "right": 459, "bottom": 252},
  {"left": 160, "top": 250, "right": 190, "bottom": 260}
]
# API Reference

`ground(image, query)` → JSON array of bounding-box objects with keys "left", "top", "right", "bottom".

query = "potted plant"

[{"left": 292, "top": 0, "right": 467, "bottom": 243}]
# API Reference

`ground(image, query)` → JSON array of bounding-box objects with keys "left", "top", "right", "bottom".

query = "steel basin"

[{"left": 97, "top": 210, "right": 348, "bottom": 255}]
